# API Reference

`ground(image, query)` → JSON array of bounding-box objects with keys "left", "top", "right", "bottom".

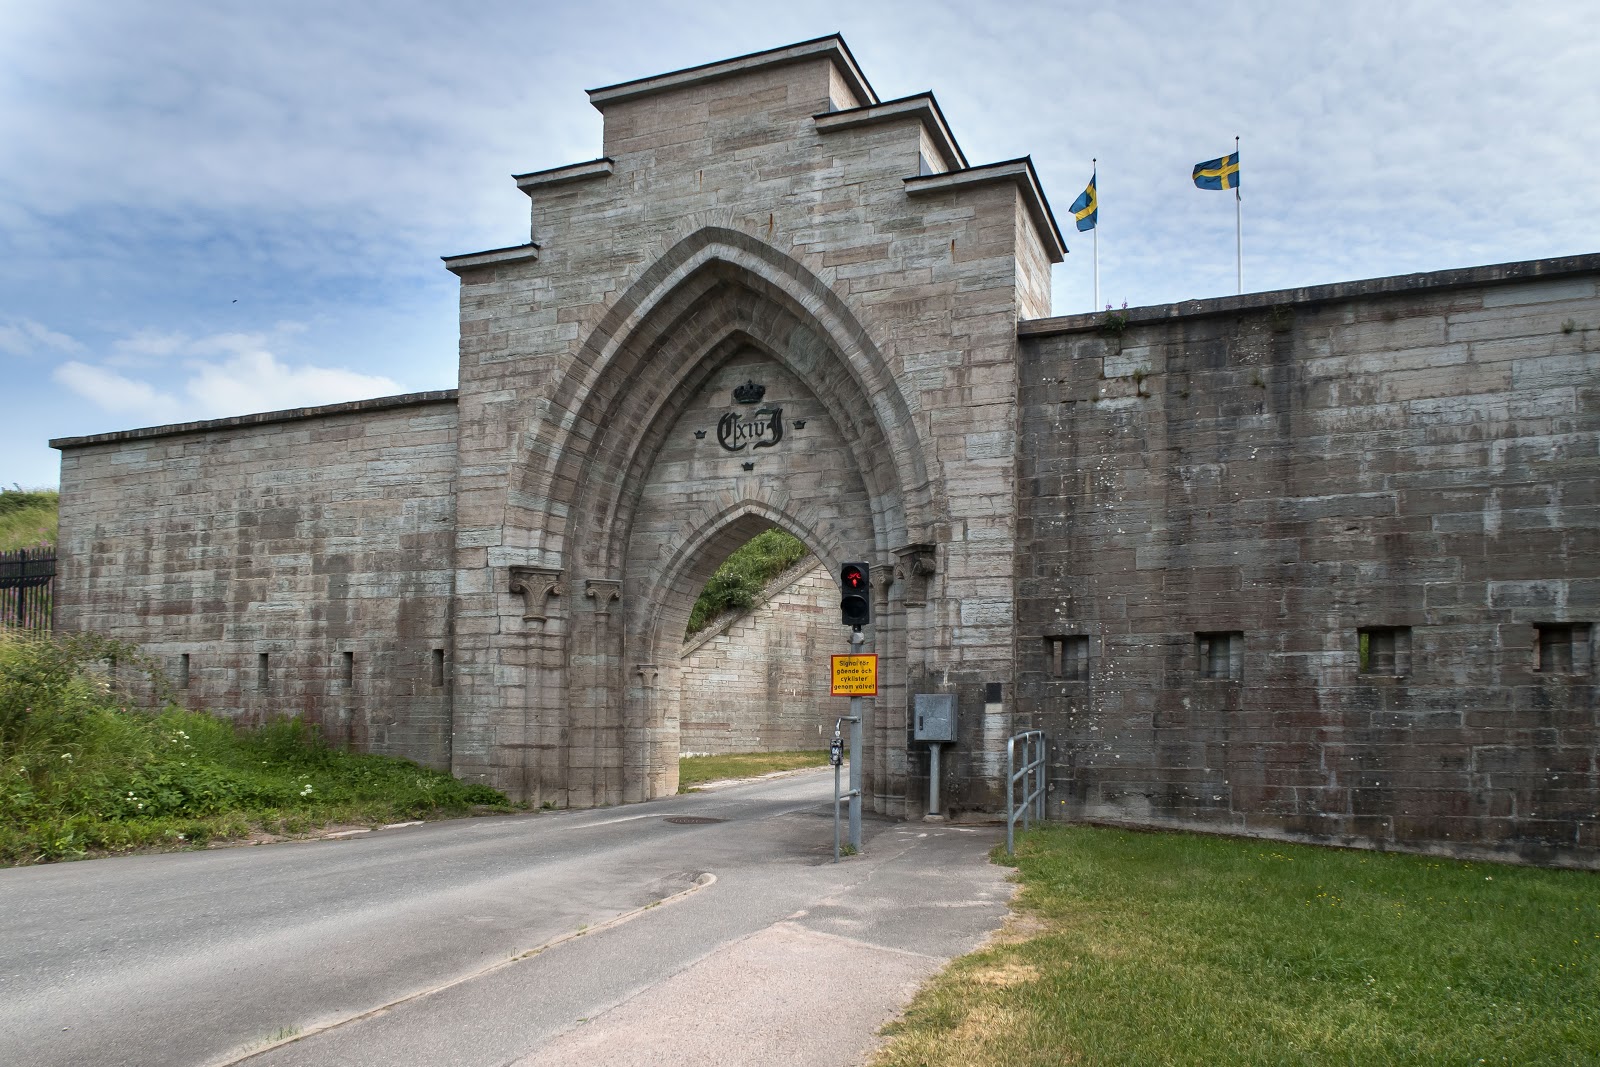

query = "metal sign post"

[
  {"left": 832, "top": 563, "right": 875, "bottom": 861},
  {"left": 830, "top": 629, "right": 874, "bottom": 860},
  {"left": 846, "top": 627, "right": 868, "bottom": 852},
  {"left": 831, "top": 710, "right": 860, "bottom": 861},
  {"left": 849, "top": 692, "right": 863, "bottom": 851}
]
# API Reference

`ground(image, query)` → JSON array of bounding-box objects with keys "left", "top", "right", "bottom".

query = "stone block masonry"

[
  {"left": 1016, "top": 260, "right": 1600, "bottom": 867},
  {"left": 52, "top": 392, "right": 460, "bottom": 770}
]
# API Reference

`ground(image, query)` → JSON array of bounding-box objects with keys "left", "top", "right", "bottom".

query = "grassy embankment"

[
  {"left": 0, "top": 631, "right": 511, "bottom": 866},
  {"left": 686, "top": 528, "right": 808, "bottom": 635},
  {"left": 0, "top": 487, "right": 57, "bottom": 551},
  {"left": 677, "top": 750, "right": 832, "bottom": 792},
  {"left": 873, "top": 825, "right": 1599, "bottom": 1067}
]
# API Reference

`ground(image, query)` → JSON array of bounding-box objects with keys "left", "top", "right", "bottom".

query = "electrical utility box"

[{"left": 913, "top": 693, "right": 957, "bottom": 743}]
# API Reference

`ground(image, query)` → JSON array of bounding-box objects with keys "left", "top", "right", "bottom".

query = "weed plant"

[
  {"left": 0, "top": 630, "right": 509, "bottom": 866},
  {"left": 874, "top": 825, "right": 1600, "bottom": 1066}
]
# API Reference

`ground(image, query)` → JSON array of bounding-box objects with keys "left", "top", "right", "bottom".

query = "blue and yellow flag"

[
  {"left": 1192, "top": 151, "right": 1240, "bottom": 191},
  {"left": 1070, "top": 172, "right": 1097, "bottom": 232}
]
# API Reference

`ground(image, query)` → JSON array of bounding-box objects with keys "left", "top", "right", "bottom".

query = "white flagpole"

[
  {"left": 1092, "top": 158, "right": 1099, "bottom": 310},
  {"left": 1234, "top": 136, "right": 1242, "bottom": 294}
]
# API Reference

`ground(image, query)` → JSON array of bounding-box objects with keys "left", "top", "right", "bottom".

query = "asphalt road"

[{"left": 0, "top": 768, "right": 1011, "bottom": 1066}]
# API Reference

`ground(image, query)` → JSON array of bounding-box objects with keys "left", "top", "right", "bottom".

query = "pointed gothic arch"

[
  {"left": 506, "top": 226, "right": 937, "bottom": 569},
  {"left": 501, "top": 227, "right": 933, "bottom": 808}
]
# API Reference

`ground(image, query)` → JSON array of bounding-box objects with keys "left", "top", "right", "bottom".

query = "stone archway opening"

[{"left": 677, "top": 526, "right": 836, "bottom": 759}]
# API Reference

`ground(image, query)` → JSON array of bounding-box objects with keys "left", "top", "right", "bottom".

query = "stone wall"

[
  {"left": 1015, "top": 260, "right": 1600, "bottom": 866},
  {"left": 52, "top": 393, "right": 460, "bottom": 770},
  {"left": 679, "top": 559, "right": 838, "bottom": 754}
]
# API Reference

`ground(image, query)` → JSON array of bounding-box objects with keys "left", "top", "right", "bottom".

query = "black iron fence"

[{"left": 0, "top": 547, "right": 55, "bottom": 630}]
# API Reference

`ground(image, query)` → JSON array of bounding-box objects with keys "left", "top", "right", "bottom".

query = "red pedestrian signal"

[{"left": 840, "top": 562, "right": 871, "bottom": 627}]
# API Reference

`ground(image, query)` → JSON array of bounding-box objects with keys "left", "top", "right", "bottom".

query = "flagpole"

[
  {"left": 1234, "top": 136, "right": 1242, "bottom": 294},
  {"left": 1092, "top": 158, "right": 1099, "bottom": 310}
]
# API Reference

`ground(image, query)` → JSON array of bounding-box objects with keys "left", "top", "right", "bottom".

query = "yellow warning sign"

[{"left": 831, "top": 654, "right": 879, "bottom": 696}]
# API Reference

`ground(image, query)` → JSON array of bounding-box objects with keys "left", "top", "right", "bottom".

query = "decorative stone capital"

[
  {"left": 585, "top": 578, "right": 623, "bottom": 614},
  {"left": 635, "top": 662, "right": 660, "bottom": 686},
  {"left": 892, "top": 542, "right": 938, "bottom": 606},
  {"left": 508, "top": 566, "right": 562, "bottom": 621}
]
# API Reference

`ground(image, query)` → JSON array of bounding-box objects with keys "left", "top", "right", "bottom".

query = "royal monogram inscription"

[{"left": 717, "top": 405, "right": 783, "bottom": 452}]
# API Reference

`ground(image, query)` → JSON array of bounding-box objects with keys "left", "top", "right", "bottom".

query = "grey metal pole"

[
  {"left": 1234, "top": 135, "right": 1242, "bottom": 295},
  {"left": 928, "top": 742, "right": 941, "bottom": 817},
  {"left": 848, "top": 694, "right": 862, "bottom": 850}
]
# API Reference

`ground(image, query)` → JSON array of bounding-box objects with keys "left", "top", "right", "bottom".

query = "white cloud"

[
  {"left": 53, "top": 361, "right": 181, "bottom": 422},
  {"left": 110, "top": 329, "right": 192, "bottom": 362},
  {"left": 183, "top": 347, "right": 401, "bottom": 416},
  {"left": 53, "top": 330, "right": 403, "bottom": 427},
  {"left": 0, "top": 318, "right": 83, "bottom": 357}
]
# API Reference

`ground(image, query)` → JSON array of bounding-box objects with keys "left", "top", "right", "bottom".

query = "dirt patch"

[
  {"left": 988, "top": 910, "right": 1052, "bottom": 946},
  {"left": 966, "top": 960, "right": 1042, "bottom": 988}
]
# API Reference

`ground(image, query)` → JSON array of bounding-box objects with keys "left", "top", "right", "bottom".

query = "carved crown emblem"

[{"left": 733, "top": 380, "right": 766, "bottom": 404}]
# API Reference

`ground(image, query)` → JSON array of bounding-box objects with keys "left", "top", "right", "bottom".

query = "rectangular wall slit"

[
  {"left": 1535, "top": 623, "right": 1591, "bottom": 675},
  {"left": 1359, "top": 626, "right": 1412, "bottom": 676},
  {"left": 1196, "top": 632, "right": 1243, "bottom": 681},
  {"left": 1044, "top": 635, "right": 1090, "bottom": 680}
]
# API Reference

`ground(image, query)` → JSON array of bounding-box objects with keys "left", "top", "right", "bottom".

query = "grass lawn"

[
  {"left": 872, "top": 825, "right": 1600, "bottom": 1067},
  {"left": 677, "top": 750, "right": 831, "bottom": 791}
]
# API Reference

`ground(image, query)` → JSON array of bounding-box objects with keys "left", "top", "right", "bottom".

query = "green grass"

[
  {"left": 0, "top": 487, "right": 57, "bottom": 551},
  {"left": 686, "top": 528, "right": 808, "bottom": 635},
  {"left": 677, "top": 750, "right": 831, "bottom": 791},
  {"left": 872, "top": 825, "right": 1600, "bottom": 1067},
  {"left": 0, "top": 630, "right": 512, "bottom": 866}
]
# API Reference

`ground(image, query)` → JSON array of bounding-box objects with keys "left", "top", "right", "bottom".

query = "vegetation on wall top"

[
  {"left": 685, "top": 528, "right": 809, "bottom": 636},
  {"left": 0, "top": 487, "right": 58, "bottom": 552}
]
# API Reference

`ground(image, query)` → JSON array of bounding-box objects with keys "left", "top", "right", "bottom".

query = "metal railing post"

[{"left": 1006, "top": 729, "right": 1047, "bottom": 856}]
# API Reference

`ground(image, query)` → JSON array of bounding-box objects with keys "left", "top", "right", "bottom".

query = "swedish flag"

[
  {"left": 1192, "top": 151, "right": 1240, "bottom": 191},
  {"left": 1070, "top": 172, "right": 1097, "bottom": 232}
]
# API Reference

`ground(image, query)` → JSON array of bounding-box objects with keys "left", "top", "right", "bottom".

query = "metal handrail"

[{"left": 1006, "top": 729, "right": 1047, "bottom": 855}]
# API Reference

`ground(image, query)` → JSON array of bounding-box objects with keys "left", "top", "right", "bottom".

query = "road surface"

[{"left": 0, "top": 767, "right": 1011, "bottom": 1066}]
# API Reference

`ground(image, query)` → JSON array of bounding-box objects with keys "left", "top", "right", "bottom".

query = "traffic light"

[{"left": 840, "top": 561, "right": 871, "bottom": 628}]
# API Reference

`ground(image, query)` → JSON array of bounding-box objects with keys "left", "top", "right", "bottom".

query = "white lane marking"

[{"left": 553, "top": 813, "right": 665, "bottom": 831}]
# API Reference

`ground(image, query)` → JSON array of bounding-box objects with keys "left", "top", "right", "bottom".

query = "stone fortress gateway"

[{"left": 52, "top": 38, "right": 1598, "bottom": 866}]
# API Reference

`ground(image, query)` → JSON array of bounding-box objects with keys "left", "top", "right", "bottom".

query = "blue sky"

[{"left": 3, "top": 0, "right": 1597, "bottom": 488}]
